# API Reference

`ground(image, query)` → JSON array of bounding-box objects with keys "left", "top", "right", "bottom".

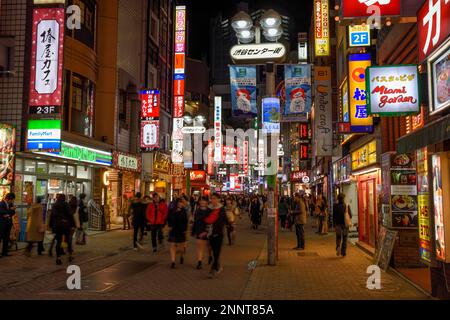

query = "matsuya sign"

[{"left": 230, "top": 43, "right": 287, "bottom": 64}]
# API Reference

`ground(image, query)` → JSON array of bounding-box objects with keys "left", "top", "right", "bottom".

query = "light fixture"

[
  {"left": 262, "top": 26, "right": 282, "bottom": 41},
  {"left": 183, "top": 114, "right": 193, "bottom": 125},
  {"left": 237, "top": 29, "right": 255, "bottom": 43},
  {"left": 260, "top": 9, "right": 282, "bottom": 29},
  {"left": 231, "top": 11, "right": 253, "bottom": 31}
]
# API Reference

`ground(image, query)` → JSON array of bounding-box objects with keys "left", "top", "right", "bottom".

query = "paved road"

[{"left": 0, "top": 216, "right": 430, "bottom": 300}]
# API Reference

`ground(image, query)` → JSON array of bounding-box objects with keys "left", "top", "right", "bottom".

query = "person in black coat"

[
  {"left": 0, "top": 193, "right": 16, "bottom": 258},
  {"left": 49, "top": 194, "right": 75, "bottom": 265},
  {"left": 249, "top": 196, "right": 262, "bottom": 230},
  {"left": 333, "top": 193, "right": 352, "bottom": 257},
  {"left": 191, "top": 196, "right": 211, "bottom": 269},
  {"left": 204, "top": 193, "right": 231, "bottom": 278},
  {"left": 130, "top": 193, "right": 147, "bottom": 250},
  {"left": 168, "top": 198, "right": 189, "bottom": 268}
]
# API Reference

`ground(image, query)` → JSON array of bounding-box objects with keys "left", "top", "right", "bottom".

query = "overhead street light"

[
  {"left": 260, "top": 9, "right": 282, "bottom": 29},
  {"left": 231, "top": 11, "right": 253, "bottom": 31}
]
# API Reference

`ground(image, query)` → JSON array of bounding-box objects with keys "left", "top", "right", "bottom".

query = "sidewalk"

[{"left": 242, "top": 221, "right": 431, "bottom": 300}]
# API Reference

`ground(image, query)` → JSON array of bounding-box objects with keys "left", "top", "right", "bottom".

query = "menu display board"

[
  {"left": 417, "top": 147, "right": 431, "bottom": 263},
  {"left": 374, "top": 226, "right": 398, "bottom": 272}
]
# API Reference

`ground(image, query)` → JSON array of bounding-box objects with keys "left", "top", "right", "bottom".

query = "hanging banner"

[
  {"left": 366, "top": 65, "right": 420, "bottom": 116},
  {"left": 314, "top": 0, "right": 330, "bottom": 57},
  {"left": 141, "top": 120, "right": 160, "bottom": 149},
  {"left": 140, "top": 90, "right": 160, "bottom": 119},
  {"left": 349, "top": 53, "right": 373, "bottom": 133},
  {"left": 314, "top": 66, "right": 333, "bottom": 156},
  {"left": 284, "top": 64, "right": 312, "bottom": 114},
  {"left": 172, "top": 5, "right": 187, "bottom": 163},
  {"left": 207, "top": 141, "right": 214, "bottom": 175},
  {"left": 262, "top": 97, "right": 281, "bottom": 134},
  {"left": 214, "top": 97, "right": 223, "bottom": 163},
  {"left": 243, "top": 140, "right": 249, "bottom": 176},
  {"left": 230, "top": 66, "right": 257, "bottom": 117},
  {"left": 0, "top": 124, "right": 16, "bottom": 194},
  {"left": 29, "top": 8, "right": 65, "bottom": 108}
]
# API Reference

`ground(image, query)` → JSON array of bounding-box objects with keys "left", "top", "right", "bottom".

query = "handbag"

[{"left": 345, "top": 205, "right": 352, "bottom": 228}]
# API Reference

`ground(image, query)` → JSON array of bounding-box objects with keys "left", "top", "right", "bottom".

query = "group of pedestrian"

[{"left": 0, "top": 192, "right": 89, "bottom": 265}]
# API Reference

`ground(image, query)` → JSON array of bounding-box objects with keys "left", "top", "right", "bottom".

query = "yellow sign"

[
  {"left": 348, "top": 53, "right": 373, "bottom": 132},
  {"left": 351, "top": 140, "right": 377, "bottom": 171},
  {"left": 314, "top": 0, "right": 330, "bottom": 57}
]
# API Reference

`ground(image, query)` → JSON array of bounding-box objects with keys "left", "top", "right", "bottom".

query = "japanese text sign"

[
  {"left": 314, "top": 0, "right": 330, "bottom": 57},
  {"left": 348, "top": 53, "right": 373, "bottom": 132},
  {"left": 29, "top": 8, "right": 65, "bottom": 107},
  {"left": 418, "top": 0, "right": 450, "bottom": 62},
  {"left": 140, "top": 90, "right": 160, "bottom": 119},
  {"left": 366, "top": 65, "right": 420, "bottom": 116},
  {"left": 341, "top": 0, "right": 401, "bottom": 18}
]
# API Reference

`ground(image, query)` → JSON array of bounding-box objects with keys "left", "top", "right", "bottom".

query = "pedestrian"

[
  {"left": 68, "top": 196, "right": 81, "bottom": 246},
  {"left": 224, "top": 197, "right": 239, "bottom": 245},
  {"left": 315, "top": 194, "right": 328, "bottom": 235},
  {"left": 25, "top": 196, "right": 46, "bottom": 257},
  {"left": 278, "top": 196, "right": 289, "bottom": 231},
  {"left": 76, "top": 193, "right": 88, "bottom": 245},
  {"left": 191, "top": 196, "right": 212, "bottom": 269},
  {"left": 130, "top": 192, "right": 146, "bottom": 250},
  {"left": 204, "top": 193, "right": 230, "bottom": 278},
  {"left": 0, "top": 193, "right": 16, "bottom": 258},
  {"left": 49, "top": 194, "right": 75, "bottom": 265},
  {"left": 167, "top": 198, "right": 188, "bottom": 268},
  {"left": 121, "top": 194, "right": 131, "bottom": 230},
  {"left": 292, "top": 193, "right": 307, "bottom": 250},
  {"left": 333, "top": 193, "right": 352, "bottom": 257},
  {"left": 249, "top": 196, "right": 262, "bottom": 230},
  {"left": 146, "top": 192, "right": 168, "bottom": 253}
]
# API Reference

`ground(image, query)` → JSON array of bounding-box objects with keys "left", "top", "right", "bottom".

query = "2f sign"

[
  {"left": 66, "top": 265, "right": 81, "bottom": 290},
  {"left": 350, "top": 32, "right": 370, "bottom": 46},
  {"left": 66, "top": 5, "right": 81, "bottom": 30}
]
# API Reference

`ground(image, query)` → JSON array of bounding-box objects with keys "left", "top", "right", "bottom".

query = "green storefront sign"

[{"left": 39, "top": 142, "right": 112, "bottom": 166}]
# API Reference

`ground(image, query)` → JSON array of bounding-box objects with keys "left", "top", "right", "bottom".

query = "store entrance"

[{"left": 358, "top": 177, "right": 378, "bottom": 247}]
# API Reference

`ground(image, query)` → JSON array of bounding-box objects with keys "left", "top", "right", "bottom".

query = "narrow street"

[{"left": 0, "top": 219, "right": 429, "bottom": 300}]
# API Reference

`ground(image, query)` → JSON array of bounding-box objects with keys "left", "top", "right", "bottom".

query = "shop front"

[
  {"left": 351, "top": 140, "right": 381, "bottom": 248},
  {"left": 152, "top": 151, "right": 172, "bottom": 201},
  {"left": 189, "top": 170, "right": 209, "bottom": 196},
  {"left": 332, "top": 155, "right": 358, "bottom": 227},
  {"left": 104, "top": 151, "right": 141, "bottom": 225},
  {"left": 14, "top": 140, "right": 112, "bottom": 240},
  {"left": 290, "top": 171, "right": 310, "bottom": 194}
]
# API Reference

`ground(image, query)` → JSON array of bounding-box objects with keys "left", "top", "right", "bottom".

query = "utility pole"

[{"left": 266, "top": 62, "right": 278, "bottom": 266}]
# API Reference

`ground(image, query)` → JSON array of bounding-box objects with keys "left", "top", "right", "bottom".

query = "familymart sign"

[{"left": 36, "top": 142, "right": 112, "bottom": 166}]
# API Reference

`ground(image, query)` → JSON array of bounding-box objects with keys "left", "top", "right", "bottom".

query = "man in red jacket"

[{"left": 146, "top": 193, "right": 168, "bottom": 253}]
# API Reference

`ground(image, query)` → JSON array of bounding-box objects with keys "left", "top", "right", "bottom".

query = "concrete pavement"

[{"left": 0, "top": 216, "right": 430, "bottom": 300}]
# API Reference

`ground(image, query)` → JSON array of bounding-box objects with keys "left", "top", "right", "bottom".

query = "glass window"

[
  {"left": 37, "top": 162, "right": 48, "bottom": 174},
  {"left": 70, "top": 0, "right": 96, "bottom": 49},
  {"left": 49, "top": 164, "right": 66, "bottom": 175},
  {"left": 71, "top": 74, "right": 94, "bottom": 137},
  {"left": 24, "top": 160, "right": 36, "bottom": 173},
  {"left": 67, "top": 166, "right": 76, "bottom": 177},
  {"left": 77, "top": 166, "right": 91, "bottom": 179},
  {"left": 15, "top": 158, "right": 23, "bottom": 172}
]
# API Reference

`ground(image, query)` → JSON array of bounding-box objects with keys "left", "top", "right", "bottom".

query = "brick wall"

[{"left": 0, "top": 0, "right": 27, "bottom": 150}]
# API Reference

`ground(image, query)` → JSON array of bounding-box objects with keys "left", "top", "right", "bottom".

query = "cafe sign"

[
  {"left": 113, "top": 152, "right": 141, "bottom": 173},
  {"left": 190, "top": 170, "right": 206, "bottom": 182},
  {"left": 351, "top": 140, "right": 377, "bottom": 171},
  {"left": 366, "top": 65, "right": 420, "bottom": 116}
]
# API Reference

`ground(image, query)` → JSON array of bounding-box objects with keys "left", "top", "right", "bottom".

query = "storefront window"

[
  {"left": 24, "top": 160, "right": 35, "bottom": 173},
  {"left": 67, "top": 166, "right": 76, "bottom": 177},
  {"left": 15, "top": 158, "right": 23, "bottom": 172},
  {"left": 37, "top": 162, "right": 48, "bottom": 174},
  {"left": 49, "top": 164, "right": 66, "bottom": 175},
  {"left": 77, "top": 166, "right": 91, "bottom": 179}
]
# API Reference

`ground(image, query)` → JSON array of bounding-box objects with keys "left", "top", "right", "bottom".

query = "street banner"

[
  {"left": 284, "top": 64, "right": 312, "bottom": 114},
  {"left": 230, "top": 66, "right": 257, "bottom": 117},
  {"left": 262, "top": 98, "right": 281, "bottom": 133},
  {"left": 314, "top": 66, "right": 333, "bottom": 157}
]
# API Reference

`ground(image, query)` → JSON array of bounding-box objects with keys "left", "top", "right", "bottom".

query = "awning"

[{"left": 397, "top": 113, "right": 450, "bottom": 154}]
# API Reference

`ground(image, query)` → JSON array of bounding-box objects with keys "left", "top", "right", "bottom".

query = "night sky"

[{"left": 184, "top": 0, "right": 314, "bottom": 61}]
